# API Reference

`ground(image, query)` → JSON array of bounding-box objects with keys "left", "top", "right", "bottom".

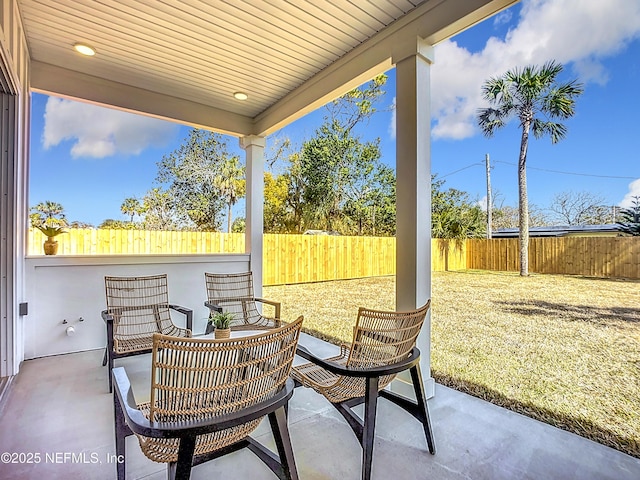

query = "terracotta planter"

[
  {"left": 43, "top": 237, "right": 59, "bottom": 255},
  {"left": 214, "top": 328, "right": 231, "bottom": 339}
]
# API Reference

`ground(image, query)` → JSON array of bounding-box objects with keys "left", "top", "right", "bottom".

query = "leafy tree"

[
  {"left": 121, "top": 197, "right": 145, "bottom": 223},
  {"left": 299, "top": 121, "right": 393, "bottom": 234},
  {"left": 140, "top": 188, "right": 178, "bottom": 230},
  {"left": 264, "top": 171, "right": 292, "bottom": 233},
  {"left": 69, "top": 220, "right": 94, "bottom": 229},
  {"left": 155, "top": 129, "right": 237, "bottom": 231},
  {"left": 231, "top": 217, "right": 246, "bottom": 233},
  {"left": 477, "top": 61, "right": 583, "bottom": 275},
  {"left": 325, "top": 74, "right": 387, "bottom": 131},
  {"left": 617, "top": 196, "right": 640, "bottom": 236},
  {"left": 99, "top": 219, "right": 136, "bottom": 229},
  {"left": 296, "top": 75, "right": 391, "bottom": 235},
  {"left": 548, "top": 191, "right": 613, "bottom": 225},
  {"left": 431, "top": 177, "right": 485, "bottom": 239}
]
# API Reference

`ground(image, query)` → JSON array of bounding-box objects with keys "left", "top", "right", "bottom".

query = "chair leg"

[
  {"left": 102, "top": 346, "right": 108, "bottom": 366},
  {"left": 113, "top": 388, "right": 128, "bottom": 480},
  {"left": 410, "top": 364, "right": 436, "bottom": 454},
  {"left": 268, "top": 407, "right": 299, "bottom": 480},
  {"left": 172, "top": 436, "right": 196, "bottom": 480},
  {"left": 108, "top": 350, "right": 114, "bottom": 393},
  {"left": 362, "top": 376, "right": 379, "bottom": 480},
  {"left": 107, "top": 321, "right": 115, "bottom": 392}
]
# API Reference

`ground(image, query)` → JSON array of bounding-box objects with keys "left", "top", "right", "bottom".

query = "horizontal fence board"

[{"left": 28, "top": 229, "right": 640, "bottom": 282}]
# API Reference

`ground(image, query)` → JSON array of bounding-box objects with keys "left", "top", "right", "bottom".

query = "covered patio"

[
  {"left": 1, "top": 334, "right": 637, "bottom": 479},
  {"left": 1, "top": 0, "right": 639, "bottom": 478}
]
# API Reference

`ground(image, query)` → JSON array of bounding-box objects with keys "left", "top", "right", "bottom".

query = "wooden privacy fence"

[
  {"left": 28, "top": 229, "right": 640, "bottom": 281},
  {"left": 27, "top": 229, "right": 466, "bottom": 285},
  {"left": 466, "top": 237, "right": 640, "bottom": 279}
]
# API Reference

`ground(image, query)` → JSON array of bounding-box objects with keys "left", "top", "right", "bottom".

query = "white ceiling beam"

[{"left": 30, "top": 61, "right": 254, "bottom": 136}]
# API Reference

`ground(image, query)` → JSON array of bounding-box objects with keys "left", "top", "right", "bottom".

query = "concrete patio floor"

[{"left": 0, "top": 333, "right": 638, "bottom": 480}]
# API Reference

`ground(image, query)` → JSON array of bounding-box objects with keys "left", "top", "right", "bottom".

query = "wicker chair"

[
  {"left": 204, "top": 272, "right": 281, "bottom": 330},
  {"left": 101, "top": 274, "right": 192, "bottom": 392},
  {"left": 291, "top": 302, "right": 435, "bottom": 480},
  {"left": 113, "top": 316, "right": 304, "bottom": 480}
]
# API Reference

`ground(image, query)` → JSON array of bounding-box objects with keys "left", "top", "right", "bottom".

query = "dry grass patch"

[{"left": 265, "top": 271, "right": 640, "bottom": 458}]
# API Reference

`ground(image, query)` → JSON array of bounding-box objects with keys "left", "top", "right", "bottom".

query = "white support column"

[
  {"left": 239, "top": 135, "right": 266, "bottom": 298},
  {"left": 394, "top": 39, "right": 435, "bottom": 397}
]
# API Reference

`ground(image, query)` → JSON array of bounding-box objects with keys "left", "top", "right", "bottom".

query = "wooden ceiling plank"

[
  {"left": 140, "top": 0, "right": 328, "bottom": 69},
  {"left": 255, "top": 0, "right": 359, "bottom": 52},
  {"left": 25, "top": 0, "right": 323, "bottom": 74},
  {"left": 25, "top": 22, "right": 298, "bottom": 94}
]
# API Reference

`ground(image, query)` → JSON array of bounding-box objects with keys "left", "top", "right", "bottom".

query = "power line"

[
  {"left": 494, "top": 160, "right": 637, "bottom": 180},
  {"left": 439, "top": 162, "right": 483, "bottom": 179}
]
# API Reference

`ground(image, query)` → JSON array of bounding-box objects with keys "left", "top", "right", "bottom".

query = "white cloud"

[
  {"left": 493, "top": 10, "right": 512, "bottom": 26},
  {"left": 431, "top": 0, "right": 640, "bottom": 140},
  {"left": 620, "top": 179, "right": 640, "bottom": 207},
  {"left": 43, "top": 97, "right": 178, "bottom": 158}
]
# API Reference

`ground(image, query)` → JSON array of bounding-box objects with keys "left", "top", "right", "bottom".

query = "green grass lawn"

[{"left": 264, "top": 270, "right": 640, "bottom": 458}]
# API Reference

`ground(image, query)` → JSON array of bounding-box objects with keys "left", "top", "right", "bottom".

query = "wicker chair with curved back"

[
  {"left": 101, "top": 274, "right": 192, "bottom": 392},
  {"left": 292, "top": 302, "right": 435, "bottom": 480},
  {"left": 204, "top": 271, "right": 281, "bottom": 330},
  {"left": 113, "top": 316, "right": 304, "bottom": 480}
]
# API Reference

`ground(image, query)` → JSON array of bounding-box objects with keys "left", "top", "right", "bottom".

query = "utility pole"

[{"left": 486, "top": 153, "right": 492, "bottom": 239}]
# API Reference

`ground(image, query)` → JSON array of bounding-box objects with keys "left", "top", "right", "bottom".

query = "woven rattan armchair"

[
  {"left": 101, "top": 274, "right": 192, "bottom": 392},
  {"left": 204, "top": 271, "right": 281, "bottom": 330},
  {"left": 291, "top": 302, "right": 435, "bottom": 480},
  {"left": 113, "top": 316, "right": 304, "bottom": 480}
]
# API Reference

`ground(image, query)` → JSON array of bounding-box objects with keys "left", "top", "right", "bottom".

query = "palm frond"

[{"left": 532, "top": 119, "right": 567, "bottom": 143}]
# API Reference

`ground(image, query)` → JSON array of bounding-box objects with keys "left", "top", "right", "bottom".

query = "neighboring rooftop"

[{"left": 492, "top": 224, "right": 621, "bottom": 238}]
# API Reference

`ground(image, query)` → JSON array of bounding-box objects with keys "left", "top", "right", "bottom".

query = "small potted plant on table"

[{"left": 208, "top": 311, "right": 234, "bottom": 339}]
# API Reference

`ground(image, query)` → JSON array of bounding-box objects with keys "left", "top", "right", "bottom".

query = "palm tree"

[
  {"left": 214, "top": 156, "right": 245, "bottom": 233},
  {"left": 120, "top": 197, "right": 143, "bottom": 223},
  {"left": 30, "top": 200, "right": 67, "bottom": 228},
  {"left": 477, "top": 61, "right": 583, "bottom": 276},
  {"left": 617, "top": 196, "right": 640, "bottom": 236}
]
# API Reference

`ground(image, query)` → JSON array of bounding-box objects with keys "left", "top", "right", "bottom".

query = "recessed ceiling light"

[
  {"left": 233, "top": 92, "right": 248, "bottom": 101},
  {"left": 74, "top": 43, "right": 96, "bottom": 56}
]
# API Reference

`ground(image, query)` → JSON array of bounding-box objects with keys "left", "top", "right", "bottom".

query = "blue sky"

[{"left": 30, "top": 0, "right": 640, "bottom": 228}]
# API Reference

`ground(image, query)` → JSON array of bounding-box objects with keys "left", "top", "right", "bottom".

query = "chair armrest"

[
  {"left": 255, "top": 298, "right": 281, "bottom": 319},
  {"left": 204, "top": 301, "right": 223, "bottom": 313},
  {"left": 112, "top": 367, "right": 155, "bottom": 434},
  {"left": 169, "top": 304, "right": 193, "bottom": 331},
  {"left": 101, "top": 310, "right": 114, "bottom": 324},
  {"left": 296, "top": 345, "right": 422, "bottom": 378},
  {"left": 114, "top": 367, "right": 295, "bottom": 439}
]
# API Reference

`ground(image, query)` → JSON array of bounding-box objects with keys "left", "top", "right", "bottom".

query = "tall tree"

[
  {"left": 491, "top": 203, "right": 549, "bottom": 230},
  {"left": 548, "top": 191, "right": 612, "bottom": 225},
  {"left": 298, "top": 75, "right": 391, "bottom": 234},
  {"left": 617, "top": 196, "right": 640, "bottom": 236},
  {"left": 477, "top": 61, "right": 583, "bottom": 275},
  {"left": 121, "top": 197, "right": 144, "bottom": 223},
  {"left": 141, "top": 188, "right": 178, "bottom": 230},
  {"left": 155, "top": 129, "right": 235, "bottom": 231},
  {"left": 214, "top": 156, "right": 245, "bottom": 233}
]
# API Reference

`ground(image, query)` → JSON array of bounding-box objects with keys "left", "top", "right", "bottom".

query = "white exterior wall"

[
  {"left": 0, "top": 0, "right": 30, "bottom": 376},
  {"left": 23, "top": 255, "right": 250, "bottom": 359}
]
